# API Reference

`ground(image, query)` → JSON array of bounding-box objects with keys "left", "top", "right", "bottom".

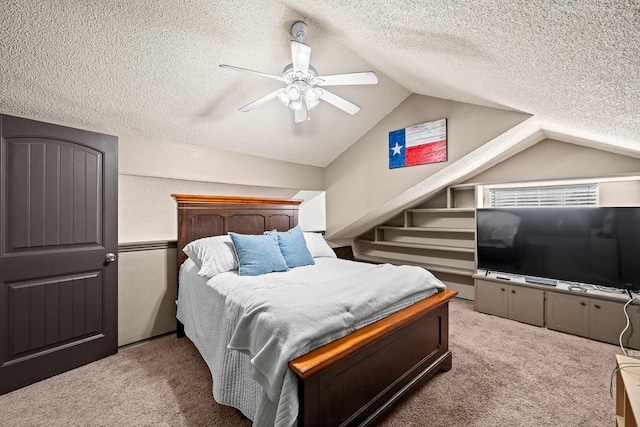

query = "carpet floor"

[{"left": 0, "top": 299, "right": 621, "bottom": 426}]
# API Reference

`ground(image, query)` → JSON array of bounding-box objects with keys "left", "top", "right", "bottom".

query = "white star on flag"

[{"left": 391, "top": 142, "right": 403, "bottom": 155}]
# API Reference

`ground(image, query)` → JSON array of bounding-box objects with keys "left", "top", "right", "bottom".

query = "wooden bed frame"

[{"left": 172, "top": 194, "right": 457, "bottom": 426}]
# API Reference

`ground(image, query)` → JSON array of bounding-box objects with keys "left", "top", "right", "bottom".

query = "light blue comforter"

[{"left": 222, "top": 261, "right": 445, "bottom": 427}]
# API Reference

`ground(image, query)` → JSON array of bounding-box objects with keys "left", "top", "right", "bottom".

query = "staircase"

[{"left": 353, "top": 184, "right": 477, "bottom": 299}]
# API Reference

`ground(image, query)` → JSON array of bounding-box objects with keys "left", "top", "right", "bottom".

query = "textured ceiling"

[{"left": 1, "top": 1, "right": 639, "bottom": 167}]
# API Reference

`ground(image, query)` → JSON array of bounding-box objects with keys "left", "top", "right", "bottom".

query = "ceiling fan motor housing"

[{"left": 282, "top": 64, "right": 317, "bottom": 83}]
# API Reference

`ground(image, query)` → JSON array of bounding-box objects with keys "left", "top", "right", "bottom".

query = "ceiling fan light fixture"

[
  {"left": 286, "top": 85, "right": 301, "bottom": 101},
  {"left": 287, "top": 82, "right": 306, "bottom": 101},
  {"left": 290, "top": 98, "right": 304, "bottom": 111},
  {"left": 276, "top": 89, "right": 290, "bottom": 106},
  {"left": 303, "top": 87, "right": 321, "bottom": 108}
]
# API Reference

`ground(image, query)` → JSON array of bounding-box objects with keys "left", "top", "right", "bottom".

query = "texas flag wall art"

[{"left": 389, "top": 118, "right": 447, "bottom": 169}]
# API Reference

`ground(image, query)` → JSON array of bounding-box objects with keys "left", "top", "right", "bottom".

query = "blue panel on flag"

[{"left": 389, "top": 129, "right": 406, "bottom": 169}]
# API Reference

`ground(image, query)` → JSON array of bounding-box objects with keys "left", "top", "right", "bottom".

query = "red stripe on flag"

[{"left": 406, "top": 140, "right": 447, "bottom": 166}]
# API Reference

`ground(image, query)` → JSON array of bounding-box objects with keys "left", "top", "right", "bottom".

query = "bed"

[{"left": 172, "top": 194, "right": 457, "bottom": 426}]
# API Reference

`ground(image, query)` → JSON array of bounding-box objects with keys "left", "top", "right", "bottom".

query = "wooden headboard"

[
  {"left": 171, "top": 194, "right": 301, "bottom": 337},
  {"left": 171, "top": 194, "right": 301, "bottom": 267}
]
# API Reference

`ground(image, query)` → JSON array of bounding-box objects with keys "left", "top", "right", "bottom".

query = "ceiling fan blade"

[
  {"left": 219, "top": 64, "right": 287, "bottom": 83},
  {"left": 239, "top": 89, "right": 282, "bottom": 112},
  {"left": 319, "top": 90, "right": 360, "bottom": 115},
  {"left": 315, "top": 72, "right": 378, "bottom": 86},
  {"left": 291, "top": 41, "right": 311, "bottom": 75},
  {"left": 294, "top": 99, "right": 309, "bottom": 123}
]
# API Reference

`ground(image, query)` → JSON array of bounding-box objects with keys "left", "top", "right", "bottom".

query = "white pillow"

[
  {"left": 183, "top": 235, "right": 238, "bottom": 278},
  {"left": 303, "top": 232, "right": 337, "bottom": 258}
]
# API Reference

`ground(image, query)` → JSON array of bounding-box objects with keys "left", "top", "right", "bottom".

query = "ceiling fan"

[{"left": 220, "top": 21, "right": 378, "bottom": 123}]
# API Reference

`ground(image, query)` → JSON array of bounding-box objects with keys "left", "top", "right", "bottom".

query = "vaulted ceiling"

[{"left": 1, "top": 1, "right": 638, "bottom": 167}]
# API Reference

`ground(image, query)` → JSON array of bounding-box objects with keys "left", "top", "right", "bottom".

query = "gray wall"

[
  {"left": 469, "top": 138, "right": 640, "bottom": 186},
  {"left": 324, "top": 94, "right": 531, "bottom": 238}
]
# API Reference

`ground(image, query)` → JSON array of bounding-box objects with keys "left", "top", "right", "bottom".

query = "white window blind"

[{"left": 489, "top": 184, "right": 599, "bottom": 207}]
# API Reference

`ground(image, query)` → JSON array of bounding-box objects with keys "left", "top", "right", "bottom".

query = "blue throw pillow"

[
  {"left": 265, "top": 226, "right": 315, "bottom": 268},
  {"left": 228, "top": 232, "right": 289, "bottom": 276}
]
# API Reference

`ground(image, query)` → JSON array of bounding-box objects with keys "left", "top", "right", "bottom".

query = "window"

[{"left": 489, "top": 184, "right": 599, "bottom": 208}]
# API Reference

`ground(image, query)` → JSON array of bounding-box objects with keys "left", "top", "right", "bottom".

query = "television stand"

[
  {"left": 473, "top": 274, "right": 640, "bottom": 350},
  {"left": 525, "top": 276, "right": 557, "bottom": 286}
]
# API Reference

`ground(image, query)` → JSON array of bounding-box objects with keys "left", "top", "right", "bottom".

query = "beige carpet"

[{"left": 0, "top": 299, "right": 620, "bottom": 426}]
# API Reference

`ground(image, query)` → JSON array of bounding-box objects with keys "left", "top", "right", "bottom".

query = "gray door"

[{"left": 0, "top": 115, "right": 118, "bottom": 394}]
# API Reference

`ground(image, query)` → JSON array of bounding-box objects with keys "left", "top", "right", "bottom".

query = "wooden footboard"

[{"left": 290, "top": 289, "right": 457, "bottom": 426}]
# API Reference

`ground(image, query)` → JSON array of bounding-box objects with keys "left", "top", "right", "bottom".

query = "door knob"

[{"left": 105, "top": 253, "right": 117, "bottom": 263}]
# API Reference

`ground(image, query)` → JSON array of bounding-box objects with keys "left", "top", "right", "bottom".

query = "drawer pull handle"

[
  {"left": 511, "top": 290, "right": 516, "bottom": 294},
  {"left": 594, "top": 304, "right": 601, "bottom": 309},
  {"left": 580, "top": 301, "right": 586, "bottom": 306},
  {"left": 501, "top": 288, "right": 506, "bottom": 292}
]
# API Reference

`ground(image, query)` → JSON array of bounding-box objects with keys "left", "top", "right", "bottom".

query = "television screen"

[{"left": 476, "top": 207, "right": 640, "bottom": 290}]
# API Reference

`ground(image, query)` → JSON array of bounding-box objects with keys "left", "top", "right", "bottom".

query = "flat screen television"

[{"left": 476, "top": 207, "right": 640, "bottom": 290}]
